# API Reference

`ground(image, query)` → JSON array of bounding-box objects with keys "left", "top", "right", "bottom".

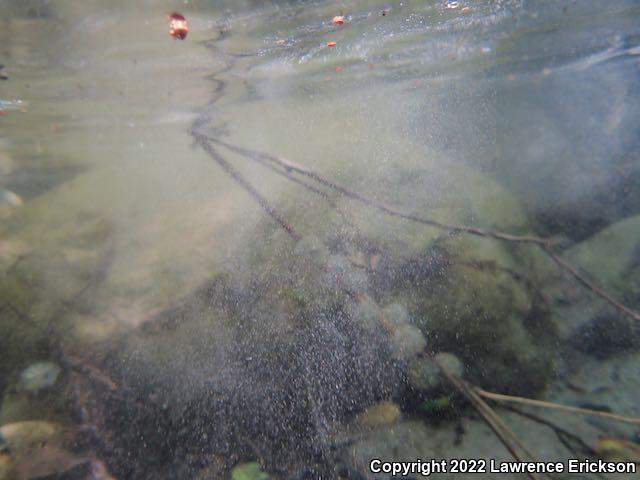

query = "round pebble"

[
  {"left": 390, "top": 324, "right": 427, "bottom": 360},
  {"left": 0, "top": 189, "right": 23, "bottom": 208},
  {"left": 19, "top": 362, "right": 61, "bottom": 393},
  {"left": 407, "top": 352, "right": 463, "bottom": 391},
  {"left": 382, "top": 303, "right": 410, "bottom": 326}
]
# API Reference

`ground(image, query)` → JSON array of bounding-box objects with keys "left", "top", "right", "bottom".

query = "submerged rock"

[
  {"left": 341, "top": 420, "right": 437, "bottom": 479},
  {"left": 356, "top": 401, "right": 401, "bottom": 427},
  {"left": 570, "top": 313, "right": 640, "bottom": 358},
  {"left": 434, "top": 352, "right": 464, "bottom": 378},
  {"left": 0, "top": 421, "right": 86, "bottom": 480},
  {"left": 0, "top": 421, "right": 61, "bottom": 454},
  {"left": 347, "top": 295, "right": 383, "bottom": 333},
  {"left": 1, "top": 391, "right": 54, "bottom": 426},
  {"left": 91, "top": 276, "right": 403, "bottom": 478},
  {"left": 19, "top": 362, "right": 61, "bottom": 393},
  {"left": 564, "top": 214, "right": 640, "bottom": 308},
  {"left": 389, "top": 324, "right": 427, "bottom": 361},
  {"left": 1, "top": 362, "right": 67, "bottom": 425},
  {"left": 410, "top": 236, "right": 557, "bottom": 395},
  {"left": 342, "top": 155, "right": 530, "bottom": 262},
  {"left": 553, "top": 215, "right": 640, "bottom": 351},
  {"left": 407, "top": 352, "right": 463, "bottom": 392},
  {"left": 0, "top": 188, "right": 23, "bottom": 210},
  {"left": 381, "top": 303, "right": 410, "bottom": 326},
  {"left": 407, "top": 357, "right": 440, "bottom": 392},
  {"left": 0, "top": 378, "right": 70, "bottom": 425},
  {"left": 323, "top": 254, "right": 369, "bottom": 293}
]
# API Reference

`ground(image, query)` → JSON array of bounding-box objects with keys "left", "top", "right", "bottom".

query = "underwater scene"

[{"left": 1, "top": 0, "right": 639, "bottom": 478}]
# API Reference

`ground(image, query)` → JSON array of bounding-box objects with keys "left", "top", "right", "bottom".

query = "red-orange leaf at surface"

[{"left": 168, "top": 12, "right": 188, "bottom": 40}]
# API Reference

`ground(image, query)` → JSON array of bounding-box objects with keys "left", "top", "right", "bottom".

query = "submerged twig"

[
  {"left": 209, "top": 138, "right": 640, "bottom": 323},
  {"left": 503, "top": 405, "right": 596, "bottom": 458},
  {"left": 474, "top": 388, "right": 640, "bottom": 426},
  {"left": 193, "top": 133, "right": 301, "bottom": 241},
  {"left": 67, "top": 355, "right": 119, "bottom": 392},
  {"left": 541, "top": 244, "right": 640, "bottom": 322},
  {"left": 213, "top": 136, "right": 337, "bottom": 208},
  {"left": 212, "top": 138, "right": 547, "bottom": 245},
  {"left": 433, "top": 356, "right": 543, "bottom": 480}
]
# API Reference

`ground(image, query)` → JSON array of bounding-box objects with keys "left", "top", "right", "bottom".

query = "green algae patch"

[
  {"left": 411, "top": 236, "right": 557, "bottom": 395},
  {"left": 231, "top": 462, "right": 270, "bottom": 480}
]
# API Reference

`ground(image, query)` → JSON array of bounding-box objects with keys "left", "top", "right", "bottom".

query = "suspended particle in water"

[
  {"left": 446, "top": 1, "right": 460, "bottom": 9},
  {"left": 332, "top": 15, "right": 345, "bottom": 25},
  {"left": 327, "top": 41, "right": 337, "bottom": 47},
  {"left": 168, "top": 12, "right": 189, "bottom": 40}
]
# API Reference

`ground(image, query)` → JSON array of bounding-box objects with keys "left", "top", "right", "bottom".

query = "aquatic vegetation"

[
  {"left": 168, "top": 12, "right": 189, "bottom": 40},
  {"left": 418, "top": 395, "right": 452, "bottom": 413},
  {"left": 595, "top": 437, "right": 640, "bottom": 463},
  {"left": 231, "top": 462, "right": 270, "bottom": 480}
]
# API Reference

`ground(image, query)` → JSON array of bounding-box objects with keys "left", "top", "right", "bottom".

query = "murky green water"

[{"left": 1, "top": 1, "right": 639, "bottom": 479}]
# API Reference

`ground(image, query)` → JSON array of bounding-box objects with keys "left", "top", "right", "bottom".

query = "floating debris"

[
  {"left": 18, "top": 362, "right": 61, "bottom": 393},
  {"left": 332, "top": 15, "right": 345, "bottom": 26},
  {"left": 446, "top": 1, "right": 460, "bottom": 9},
  {"left": 168, "top": 12, "right": 188, "bottom": 40},
  {"left": 327, "top": 41, "right": 337, "bottom": 47}
]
